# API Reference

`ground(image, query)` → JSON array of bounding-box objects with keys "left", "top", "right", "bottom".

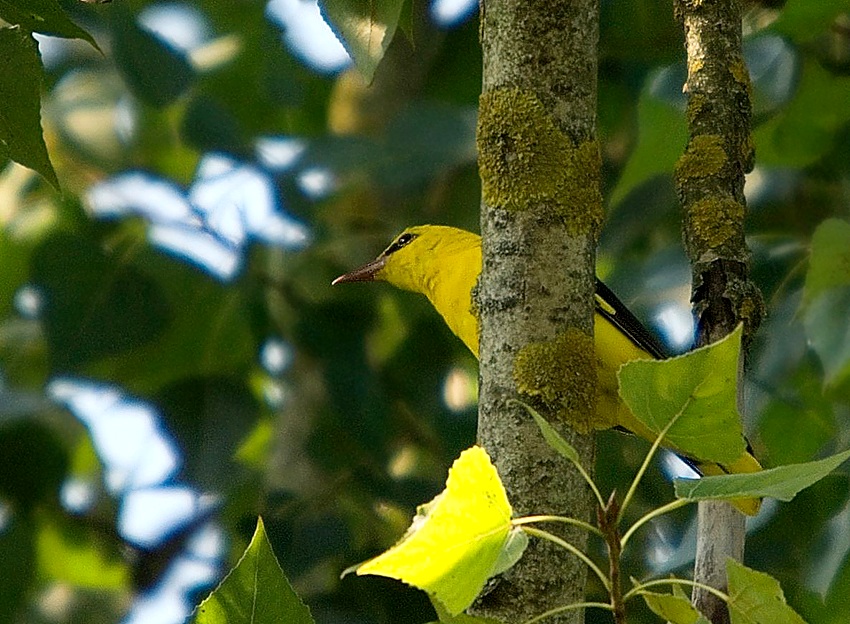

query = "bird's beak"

[{"left": 332, "top": 256, "right": 387, "bottom": 285}]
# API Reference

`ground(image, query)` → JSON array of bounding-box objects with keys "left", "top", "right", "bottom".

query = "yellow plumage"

[{"left": 334, "top": 225, "right": 761, "bottom": 515}]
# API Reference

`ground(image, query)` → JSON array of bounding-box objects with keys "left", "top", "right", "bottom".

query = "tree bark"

[
  {"left": 674, "top": 1, "right": 764, "bottom": 622},
  {"left": 475, "top": 1, "right": 602, "bottom": 622}
]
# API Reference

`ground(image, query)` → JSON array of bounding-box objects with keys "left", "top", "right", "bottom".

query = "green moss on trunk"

[
  {"left": 477, "top": 88, "right": 603, "bottom": 235},
  {"left": 513, "top": 328, "right": 598, "bottom": 433}
]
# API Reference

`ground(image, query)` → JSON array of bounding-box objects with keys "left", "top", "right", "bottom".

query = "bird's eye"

[{"left": 384, "top": 232, "right": 417, "bottom": 255}]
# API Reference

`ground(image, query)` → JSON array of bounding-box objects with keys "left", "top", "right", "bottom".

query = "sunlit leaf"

[
  {"left": 0, "top": 27, "right": 58, "bottom": 188},
  {"left": 726, "top": 559, "right": 806, "bottom": 624},
  {"left": 318, "top": 0, "right": 405, "bottom": 82},
  {"left": 355, "top": 446, "right": 520, "bottom": 615},
  {"left": 190, "top": 517, "right": 314, "bottom": 624},
  {"left": 618, "top": 326, "right": 746, "bottom": 464},
  {"left": 674, "top": 449, "right": 850, "bottom": 503},
  {"left": 36, "top": 512, "right": 129, "bottom": 589}
]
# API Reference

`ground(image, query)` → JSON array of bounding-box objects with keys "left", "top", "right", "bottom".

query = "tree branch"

[
  {"left": 475, "top": 0, "right": 602, "bottom": 621},
  {"left": 674, "top": 1, "right": 765, "bottom": 622}
]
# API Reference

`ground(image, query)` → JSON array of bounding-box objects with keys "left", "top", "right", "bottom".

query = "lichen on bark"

[
  {"left": 477, "top": 88, "right": 603, "bottom": 234},
  {"left": 513, "top": 329, "right": 597, "bottom": 433},
  {"left": 674, "top": 1, "right": 766, "bottom": 622},
  {"left": 675, "top": 134, "right": 727, "bottom": 181},
  {"left": 686, "top": 197, "right": 744, "bottom": 252}
]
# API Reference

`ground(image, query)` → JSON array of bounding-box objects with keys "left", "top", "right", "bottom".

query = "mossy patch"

[
  {"left": 675, "top": 134, "right": 727, "bottom": 181},
  {"left": 513, "top": 328, "right": 597, "bottom": 432},
  {"left": 477, "top": 88, "right": 603, "bottom": 235},
  {"left": 688, "top": 197, "right": 744, "bottom": 250},
  {"left": 729, "top": 57, "right": 752, "bottom": 98},
  {"left": 686, "top": 93, "right": 707, "bottom": 124}
]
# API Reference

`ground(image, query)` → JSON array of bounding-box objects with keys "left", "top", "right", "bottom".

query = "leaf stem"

[
  {"left": 618, "top": 413, "right": 681, "bottom": 522},
  {"left": 597, "top": 494, "right": 626, "bottom": 624},
  {"left": 513, "top": 514, "right": 603, "bottom": 537},
  {"left": 521, "top": 526, "right": 611, "bottom": 591},
  {"left": 519, "top": 601, "right": 614, "bottom": 624},
  {"left": 620, "top": 498, "right": 691, "bottom": 550},
  {"left": 508, "top": 398, "right": 607, "bottom": 508},
  {"left": 571, "top": 453, "right": 607, "bottom": 509},
  {"left": 623, "top": 578, "right": 730, "bottom": 603}
]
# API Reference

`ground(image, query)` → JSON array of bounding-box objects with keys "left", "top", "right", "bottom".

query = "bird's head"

[{"left": 332, "top": 225, "right": 478, "bottom": 294}]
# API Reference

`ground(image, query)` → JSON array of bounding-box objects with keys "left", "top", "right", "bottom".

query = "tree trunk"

[
  {"left": 474, "top": 1, "right": 603, "bottom": 622},
  {"left": 674, "top": 1, "right": 764, "bottom": 622}
]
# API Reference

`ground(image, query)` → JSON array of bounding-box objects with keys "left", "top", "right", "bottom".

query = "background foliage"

[{"left": 1, "top": 0, "right": 850, "bottom": 623}]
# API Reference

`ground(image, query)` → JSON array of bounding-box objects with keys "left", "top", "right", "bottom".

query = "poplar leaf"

[
  {"left": 355, "top": 446, "right": 520, "bottom": 615},
  {"left": 726, "top": 559, "right": 806, "bottom": 624},
  {"left": 190, "top": 517, "right": 314, "bottom": 624},
  {"left": 618, "top": 326, "right": 746, "bottom": 464}
]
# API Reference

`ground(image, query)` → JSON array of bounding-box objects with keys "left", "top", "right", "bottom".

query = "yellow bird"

[{"left": 333, "top": 225, "right": 761, "bottom": 515}]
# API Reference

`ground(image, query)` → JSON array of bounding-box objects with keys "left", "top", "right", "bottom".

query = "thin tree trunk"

[
  {"left": 674, "top": 1, "right": 764, "bottom": 622},
  {"left": 474, "top": 1, "right": 602, "bottom": 622}
]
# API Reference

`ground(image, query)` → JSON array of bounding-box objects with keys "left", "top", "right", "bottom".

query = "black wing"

[{"left": 594, "top": 278, "right": 669, "bottom": 360}]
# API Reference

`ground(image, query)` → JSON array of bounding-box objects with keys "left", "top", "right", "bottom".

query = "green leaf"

[
  {"left": 803, "top": 219, "right": 850, "bottom": 304},
  {"left": 755, "top": 59, "right": 850, "bottom": 168},
  {"left": 518, "top": 399, "right": 580, "bottom": 464},
  {"left": 674, "top": 449, "right": 850, "bottom": 503},
  {"left": 771, "top": 0, "right": 850, "bottom": 43},
  {"left": 490, "top": 525, "right": 529, "bottom": 577},
  {"left": 31, "top": 233, "right": 170, "bottom": 372},
  {"left": 0, "top": 515, "right": 35, "bottom": 623},
  {"left": 0, "top": 0, "right": 98, "bottom": 48},
  {"left": 0, "top": 419, "right": 68, "bottom": 511},
  {"left": 36, "top": 512, "right": 129, "bottom": 589},
  {"left": 111, "top": 6, "right": 193, "bottom": 106},
  {"left": 618, "top": 326, "right": 746, "bottom": 465},
  {"left": 726, "top": 559, "right": 806, "bottom": 624},
  {"left": 356, "top": 446, "right": 519, "bottom": 615},
  {"left": 0, "top": 27, "right": 59, "bottom": 188},
  {"left": 318, "top": 0, "right": 405, "bottom": 82},
  {"left": 641, "top": 590, "right": 709, "bottom": 624},
  {"left": 88, "top": 246, "right": 256, "bottom": 392},
  {"left": 609, "top": 83, "right": 687, "bottom": 207},
  {"left": 801, "top": 219, "right": 850, "bottom": 386},
  {"left": 190, "top": 517, "right": 314, "bottom": 624},
  {"left": 803, "top": 287, "right": 850, "bottom": 387},
  {"left": 600, "top": 0, "right": 680, "bottom": 63},
  {"left": 397, "top": 0, "right": 414, "bottom": 43},
  {"left": 758, "top": 365, "right": 835, "bottom": 465}
]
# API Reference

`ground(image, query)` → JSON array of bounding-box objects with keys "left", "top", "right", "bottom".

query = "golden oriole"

[{"left": 333, "top": 225, "right": 761, "bottom": 515}]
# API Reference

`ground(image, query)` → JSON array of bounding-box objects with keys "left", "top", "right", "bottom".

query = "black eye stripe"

[{"left": 384, "top": 232, "right": 417, "bottom": 255}]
